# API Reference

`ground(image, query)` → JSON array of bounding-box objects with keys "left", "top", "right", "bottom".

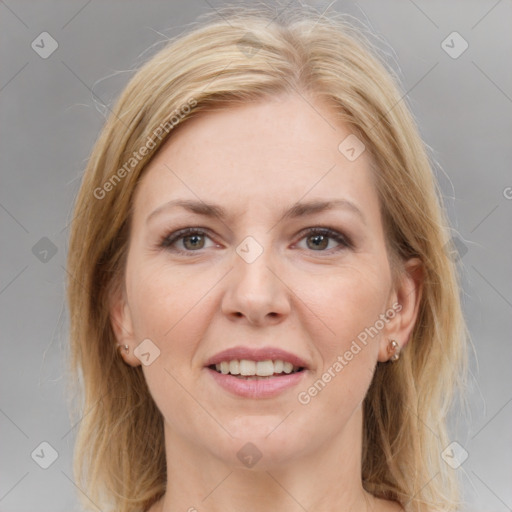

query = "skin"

[{"left": 111, "top": 92, "right": 423, "bottom": 512}]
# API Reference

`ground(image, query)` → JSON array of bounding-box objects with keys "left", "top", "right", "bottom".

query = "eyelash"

[{"left": 159, "top": 226, "right": 353, "bottom": 256}]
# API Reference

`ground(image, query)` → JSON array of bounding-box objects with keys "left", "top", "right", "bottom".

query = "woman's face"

[{"left": 112, "top": 93, "right": 419, "bottom": 469}]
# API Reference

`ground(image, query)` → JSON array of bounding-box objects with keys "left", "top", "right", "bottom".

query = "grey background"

[{"left": 1, "top": 1, "right": 511, "bottom": 511}]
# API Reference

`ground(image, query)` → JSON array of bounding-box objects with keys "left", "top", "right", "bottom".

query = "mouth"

[
  {"left": 204, "top": 346, "right": 309, "bottom": 397},
  {"left": 208, "top": 359, "right": 306, "bottom": 380}
]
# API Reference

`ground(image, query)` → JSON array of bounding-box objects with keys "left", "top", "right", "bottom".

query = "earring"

[
  {"left": 388, "top": 339, "right": 400, "bottom": 362},
  {"left": 117, "top": 344, "right": 129, "bottom": 354}
]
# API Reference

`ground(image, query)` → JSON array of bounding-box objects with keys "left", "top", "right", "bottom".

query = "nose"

[{"left": 221, "top": 239, "right": 291, "bottom": 326}]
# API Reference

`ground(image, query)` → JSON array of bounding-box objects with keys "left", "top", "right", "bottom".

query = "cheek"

[
  {"left": 296, "top": 269, "right": 387, "bottom": 418},
  {"left": 126, "top": 257, "right": 218, "bottom": 358},
  {"left": 303, "top": 262, "right": 390, "bottom": 354},
  {"left": 316, "top": 264, "right": 391, "bottom": 403},
  {"left": 292, "top": 281, "right": 387, "bottom": 439},
  {"left": 125, "top": 259, "right": 215, "bottom": 417}
]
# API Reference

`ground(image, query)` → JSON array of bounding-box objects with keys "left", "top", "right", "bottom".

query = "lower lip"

[{"left": 206, "top": 367, "right": 307, "bottom": 398}]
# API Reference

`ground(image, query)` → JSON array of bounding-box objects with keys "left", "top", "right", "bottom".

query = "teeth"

[
  {"left": 213, "top": 359, "right": 302, "bottom": 376},
  {"left": 229, "top": 360, "right": 240, "bottom": 375},
  {"left": 283, "top": 361, "right": 293, "bottom": 374},
  {"left": 240, "top": 360, "right": 256, "bottom": 376},
  {"left": 256, "top": 360, "right": 274, "bottom": 376}
]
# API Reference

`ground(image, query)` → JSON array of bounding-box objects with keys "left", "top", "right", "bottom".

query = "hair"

[{"left": 65, "top": 3, "right": 468, "bottom": 512}]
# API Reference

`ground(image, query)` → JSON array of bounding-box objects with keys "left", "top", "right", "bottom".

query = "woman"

[{"left": 66, "top": 4, "right": 467, "bottom": 512}]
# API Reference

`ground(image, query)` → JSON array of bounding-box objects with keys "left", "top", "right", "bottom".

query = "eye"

[
  {"left": 295, "top": 227, "right": 352, "bottom": 253},
  {"left": 160, "top": 228, "right": 217, "bottom": 254},
  {"left": 159, "top": 226, "right": 353, "bottom": 256}
]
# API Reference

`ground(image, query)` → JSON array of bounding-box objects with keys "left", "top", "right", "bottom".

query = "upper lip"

[{"left": 205, "top": 346, "right": 309, "bottom": 369}]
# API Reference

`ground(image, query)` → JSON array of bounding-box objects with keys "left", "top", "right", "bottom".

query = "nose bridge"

[
  {"left": 234, "top": 233, "right": 278, "bottom": 295},
  {"left": 222, "top": 233, "right": 290, "bottom": 323}
]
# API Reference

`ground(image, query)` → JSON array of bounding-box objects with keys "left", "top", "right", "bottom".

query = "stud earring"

[
  {"left": 117, "top": 344, "right": 129, "bottom": 354},
  {"left": 388, "top": 339, "right": 400, "bottom": 362}
]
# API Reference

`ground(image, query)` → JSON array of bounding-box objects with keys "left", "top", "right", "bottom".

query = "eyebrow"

[{"left": 146, "top": 198, "right": 366, "bottom": 225}]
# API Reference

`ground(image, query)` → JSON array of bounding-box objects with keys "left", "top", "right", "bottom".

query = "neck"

[{"left": 153, "top": 406, "right": 382, "bottom": 512}]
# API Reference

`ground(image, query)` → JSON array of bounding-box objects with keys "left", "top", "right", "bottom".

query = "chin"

[{"left": 210, "top": 418, "right": 309, "bottom": 470}]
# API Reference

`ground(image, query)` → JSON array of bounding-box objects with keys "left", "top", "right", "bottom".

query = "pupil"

[
  {"left": 184, "top": 234, "right": 203, "bottom": 250},
  {"left": 308, "top": 234, "right": 328, "bottom": 250}
]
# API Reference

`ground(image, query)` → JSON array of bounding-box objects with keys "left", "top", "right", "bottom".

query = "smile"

[
  {"left": 209, "top": 359, "right": 305, "bottom": 378},
  {"left": 206, "top": 363, "right": 307, "bottom": 399}
]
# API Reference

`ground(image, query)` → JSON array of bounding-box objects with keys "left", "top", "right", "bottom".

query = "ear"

[
  {"left": 378, "top": 257, "right": 424, "bottom": 362},
  {"left": 109, "top": 282, "right": 141, "bottom": 367}
]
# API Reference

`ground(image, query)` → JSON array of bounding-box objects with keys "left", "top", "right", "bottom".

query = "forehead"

[{"left": 133, "top": 94, "right": 380, "bottom": 226}]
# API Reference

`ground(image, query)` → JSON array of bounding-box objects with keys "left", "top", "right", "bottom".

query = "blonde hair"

[{"left": 66, "top": 4, "right": 467, "bottom": 512}]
